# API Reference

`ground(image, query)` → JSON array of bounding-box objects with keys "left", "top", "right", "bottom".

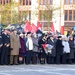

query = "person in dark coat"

[
  {"left": 47, "top": 35, "right": 56, "bottom": 64},
  {"left": 1, "top": 29, "right": 10, "bottom": 65},
  {"left": 73, "top": 36, "right": 75, "bottom": 63},
  {"left": 38, "top": 34, "right": 47, "bottom": 64},
  {"left": 56, "top": 36, "right": 64, "bottom": 64},
  {"left": 0, "top": 34, "right": 3, "bottom": 64},
  {"left": 19, "top": 33, "right": 26, "bottom": 64},
  {"left": 68, "top": 36, "right": 75, "bottom": 64}
]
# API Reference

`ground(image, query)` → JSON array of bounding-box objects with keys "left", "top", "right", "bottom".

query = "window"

[
  {"left": 69, "top": 0, "right": 72, "bottom": 4},
  {"left": 4, "top": 0, "right": 8, "bottom": 4},
  {"left": 65, "top": 0, "right": 68, "bottom": 4},
  {"left": 40, "top": 10, "right": 52, "bottom": 21},
  {"left": 74, "top": 10, "right": 75, "bottom": 20},
  {"left": 0, "top": 0, "right": 2, "bottom": 4},
  {"left": 65, "top": 10, "right": 68, "bottom": 20},
  {"left": 69, "top": 10, "right": 72, "bottom": 20},
  {"left": 74, "top": 0, "right": 75, "bottom": 3},
  {"left": 43, "top": 0, "right": 46, "bottom": 5},
  {"left": 26, "top": 0, "right": 28, "bottom": 5},
  {"left": 23, "top": 0, "right": 25, "bottom": 5},
  {"left": 48, "top": 0, "right": 53, "bottom": 5},
  {"left": 40, "top": 0, "right": 42, "bottom": 5},
  {"left": 29, "top": 0, "right": 31, "bottom": 5},
  {"left": 50, "top": 0, "right": 53, "bottom": 5},
  {"left": 20, "top": 0, "right": 23, "bottom": 5}
]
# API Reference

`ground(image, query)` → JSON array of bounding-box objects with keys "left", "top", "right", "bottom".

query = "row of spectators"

[{"left": 0, "top": 29, "right": 75, "bottom": 65}]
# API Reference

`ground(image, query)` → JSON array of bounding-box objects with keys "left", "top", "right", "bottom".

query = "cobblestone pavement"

[{"left": 0, "top": 64, "right": 75, "bottom": 75}]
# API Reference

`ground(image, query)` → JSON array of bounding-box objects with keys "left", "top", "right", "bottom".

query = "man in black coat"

[
  {"left": 0, "top": 33, "right": 3, "bottom": 64},
  {"left": 56, "top": 36, "right": 64, "bottom": 64},
  {"left": 1, "top": 29, "right": 10, "bottom": 65}
]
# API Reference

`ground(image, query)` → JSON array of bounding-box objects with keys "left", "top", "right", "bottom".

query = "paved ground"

[{"left": 0, "top": 64, "right": 75, "bottom": 75}]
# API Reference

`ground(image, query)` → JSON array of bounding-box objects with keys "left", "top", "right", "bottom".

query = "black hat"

[
  {"left": 50, "top": 35, "right": 54, "bottom": 37},
  {"left": 27, "top": 32, "right": 31, "bottom": 35},
  {"left": 11, "top": 28, "right": 16, "bottom": 31},
  {"left": 58, "top": 36, "right": 62, "bottom": 38}
]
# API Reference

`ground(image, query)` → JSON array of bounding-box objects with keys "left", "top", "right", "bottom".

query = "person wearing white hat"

[
  {"left": 19, "top": 33, "right": 26, "bottom": 64},
  {"left": 62, "top": 36, "right": 70, "bottom": 64}
]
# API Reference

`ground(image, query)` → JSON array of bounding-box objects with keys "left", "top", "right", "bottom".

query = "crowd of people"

[{"left": 0, "top": 28, "right": 75, "bottom": 65}]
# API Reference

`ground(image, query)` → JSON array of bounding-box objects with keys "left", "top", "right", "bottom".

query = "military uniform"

[
  {"left": 0, "top": 34, "right": 3, "bottom": 64},
  {"left": 1, "top": 33, "right": 10, "bottom": 65}
]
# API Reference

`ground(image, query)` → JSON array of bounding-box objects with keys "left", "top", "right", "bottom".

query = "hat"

[
  {"left": 11, "top": 28, "right": 16, "bottom": 31},
  {"left": 27, "top": 32, "right": 31, "bottom": 35},
  {"left": 50, "top": 35, "right": 54, "bottom": 37},
  {"left": 20, "top": 33, "right": 23, "bottom": 36},
  {"left": 58, "top": 36, "right": 62, "bottom": 38},
  {"left": 4, "top": 28, "right": 8, "bottom": 30},
  {"left": 69, "top": 36, "right": 73, "bottom": 39}
]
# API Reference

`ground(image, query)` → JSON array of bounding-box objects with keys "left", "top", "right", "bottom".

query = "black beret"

[
  {"left": 50, "top": 35, "right": 54, "bottom": 37},
  {"left": 27, "top": 32, "right": 31, "bottom": 35},
  {"left": 58, "top": 36, "right": 62, "bottom": 38}
]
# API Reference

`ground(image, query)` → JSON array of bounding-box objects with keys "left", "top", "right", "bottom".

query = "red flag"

[
  {"left": 31, "top": 23, "right": 38, "bottom": 33},
  {"left": 24, "top": 20, "right": 32, "bottom": 32},
  {"left": 51, "top": 22, "right": 55, "bottom": 33},
  {"left": 60, "top": 26, "right": 64, "bottom": 34},
  {"left": 37, "top": 22, "right": 42, "bottom": 30}
]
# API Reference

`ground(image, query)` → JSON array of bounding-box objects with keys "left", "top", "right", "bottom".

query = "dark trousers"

[
  {"left": 47, "top": 54, "right": 55, "bottom": 64},
  {"left": 62, "top": 53, "right": 67, "bottom": 64},
  {"left": 26, "top": 50, "right": 33, "bottom": 64},
  {"left": 0, "top": 49, "right": 1, "bottom": 64},
  {"left": 73, "top": 52, "right": 75, "bottom": 63},
  {"left": 56, "top": 54, "right": 63, "bottom": 64},
  {"left": 32, "top": 52, "right": 37, "bottom": 64},
  {"left": 1, "top": 47, "right": 9, "bottom": 65}
]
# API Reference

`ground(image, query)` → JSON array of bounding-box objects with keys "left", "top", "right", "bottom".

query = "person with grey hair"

[
  {"left": 32, "top": 33, "right": 39, "bottom": 64},
  {"left": 10, "top": 29, "right": 21, "bottom": 65},
  {"left": 19, "top": 33, "right": 26, "bottom": 64},
  {"left": 62, "top": 36, "right": 70, "bottom": 64}
]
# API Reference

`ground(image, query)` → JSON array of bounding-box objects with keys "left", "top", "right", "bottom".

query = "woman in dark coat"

[
  {"left": 38, "top": 34, "right": 47, "bottom": 64},
  {"left": 47, "top": 35, "right": 56, "bottom": 64},
  {"left": 19, "top": 34, "right": 26, "bottom": 64},
  {"left": 68, "top": 36, "right": 75, "bottom": 64},
  {"left": 56, "top": 36, "right": 64, "bottom": 64}
]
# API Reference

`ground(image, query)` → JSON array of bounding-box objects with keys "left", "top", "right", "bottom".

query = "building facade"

[{"left": 0, "top": 0, "right": 75, "bottom": 32}]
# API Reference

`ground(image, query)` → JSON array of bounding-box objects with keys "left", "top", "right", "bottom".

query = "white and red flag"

[
  {"left": 31, "top": 23, "right": 38, "bottom": 33},
  {"left": 24, "top": 20, "right": 32, "bottom": 33}
]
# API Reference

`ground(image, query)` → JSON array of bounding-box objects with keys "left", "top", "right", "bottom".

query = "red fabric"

[
  {"left": 60, "top": 26, "right": 64, "bottom": 34},
  {"left": 24, "top": 20, "right": 32, "bottom": 32},
  {"left": 51, "top": 22, "right": 55, "bottom": 33},
  {"left": 31, "top": 23, "right": 38, "bottom": 33},
  {"left": 42, "top": 44, "right": 47, "bottom": 50},
  {"left": 37, "top": 22, "right": 42, "bottom": 30}
]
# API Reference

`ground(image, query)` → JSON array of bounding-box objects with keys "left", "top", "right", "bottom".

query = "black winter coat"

[{"left": 56, "top": 39, "right": 64, "bottom": 55}]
